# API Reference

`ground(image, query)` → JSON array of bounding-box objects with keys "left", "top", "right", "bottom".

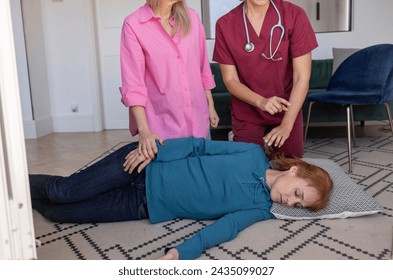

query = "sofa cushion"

[
  {"left": 309, "top": 59, "right": 333, "bottom": 89},
  {"left": 212, "top": 92, "right": 232, "bottom": 127},
  {"left": 210, "top": 63, "right": 228, "bottom": 93}
]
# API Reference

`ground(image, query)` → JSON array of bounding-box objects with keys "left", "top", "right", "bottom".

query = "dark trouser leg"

[
  {"left": 31, "top": 142, "right": 140, "bottom": 203},
  {"left": 232, "top": 113, "right": 304, "bottom": 158},
  {"left": 29, "top": 174, "right": 62, "bottom": 199},
  {"left": 232, "top": 119, "right": 266, "bottom": 147},
  {"left": 29, "top": 142, "right": 149, "bottom": 223},
  {"left": 32, "top": 181, "right": 148, "bottom": 223}
]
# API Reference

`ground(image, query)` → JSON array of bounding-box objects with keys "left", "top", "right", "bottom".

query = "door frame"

[{"left": 0, "top": 0, "right": 37, "bottom": 260}]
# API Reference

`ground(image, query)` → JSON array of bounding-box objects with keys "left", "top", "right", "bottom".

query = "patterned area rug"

[{"left": 33, "top": 137, "right": 393, "bottom": 260}]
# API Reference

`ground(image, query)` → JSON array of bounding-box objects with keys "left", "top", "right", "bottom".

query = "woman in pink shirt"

[{"left": 120, "top": 0, "right": 219, "bottom": 161}]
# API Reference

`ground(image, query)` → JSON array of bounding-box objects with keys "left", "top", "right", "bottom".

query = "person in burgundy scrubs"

[
  {"left": 120, "top": 0, "right": 219, "bottom": 163},
  {"left": 213, "top": 0, "right": 318, "bottom": 158}
]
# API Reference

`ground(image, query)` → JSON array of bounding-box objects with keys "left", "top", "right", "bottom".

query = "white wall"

[
  {"left": 10, "top": 0, "right": 34, "bottom": 135},
  {"left": 18, "top": 0, "right": 393, "bottom": 137},
  {"left": 313, "top": 0, "right": 393, "bottom": 59},
  {"left": 21, "top": 0, "right": 53, "bottom": 138},
  {"left": 40, "top": 0, "right": 101, "bottom": 133}
]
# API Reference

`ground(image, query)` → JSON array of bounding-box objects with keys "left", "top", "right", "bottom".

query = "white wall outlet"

[{"left": 71, "top": 104, "right": 78, "bottom": 113}]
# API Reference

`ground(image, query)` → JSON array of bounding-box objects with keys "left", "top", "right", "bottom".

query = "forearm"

[
  {"left": 130, "top": 106, "right": 150, "bottom": 134},
  {"left": 129, "top": 106, "right": 163, "bottom": 160},
  {"left": 225, "top": 78, "right": 266, "bottom": 108},
  {"left": 281, "top": 53, "right": 312, "bottom": 128},
  {"left": 205, "top": 90, "right": 215, "bottom": 109},
  {"left": 175, "top": 215, "right": 239, "bottom": 260},
  {"left": 175, "top": 209, "right": 272, "bottom": 260},
  {"left": 281, "top": 79, "right": 308, "bottom": 128},
  {"left": 219, "top": 64, "right": 266, "bottom": 108}
]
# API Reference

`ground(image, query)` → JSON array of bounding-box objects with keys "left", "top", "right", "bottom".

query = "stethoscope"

[{"left": 243, "top": 0, "right": 285, "bottom": 61}]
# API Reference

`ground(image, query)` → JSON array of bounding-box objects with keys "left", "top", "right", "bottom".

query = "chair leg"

[
  {"left": 304, "top": 101, "right": 314, "bottom": 142},
  {"left": 350, "top": 105, "right": 356, "bottom": 147},
  {"left": 383, "top": 102, "right": 393, "bottom": 137},
  {"left": 346, "top": 105, "right": 353, "bottom": 173}
]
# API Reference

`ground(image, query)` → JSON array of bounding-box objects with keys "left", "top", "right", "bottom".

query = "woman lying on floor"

[{"left": 29, "top": 137, "right": 333, "bottom": 260}]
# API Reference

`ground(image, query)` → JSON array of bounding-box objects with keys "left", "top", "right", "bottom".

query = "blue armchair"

[{"left": 304, "top": 44, "right": 393, "bottom": 172}]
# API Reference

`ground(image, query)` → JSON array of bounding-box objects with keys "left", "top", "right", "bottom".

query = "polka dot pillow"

[{"left": 270, "top": 158, "right": 384, "bottom": 220}]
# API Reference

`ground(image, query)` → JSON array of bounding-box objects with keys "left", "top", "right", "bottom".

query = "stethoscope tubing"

[
  {"left": 243, "top": 0, "right": 284, "bottom": 61},
  {"left": 243, "top": 3, "right": 255, "bottom": 52}
]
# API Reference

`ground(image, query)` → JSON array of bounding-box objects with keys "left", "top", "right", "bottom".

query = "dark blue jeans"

[{"left": 30, "top": 142, "right": 148, "bottom": 223}]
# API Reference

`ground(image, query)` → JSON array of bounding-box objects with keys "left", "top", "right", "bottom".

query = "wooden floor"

[
  {"left": 26, "top": 124, "right": 391, "bottom": 175},
  {"left": 25, "top": 130, "right": 138, "bottom": 176}
]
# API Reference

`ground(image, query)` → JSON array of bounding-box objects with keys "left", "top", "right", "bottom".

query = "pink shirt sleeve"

[
  {"left": 195, "top": 14, "right": 215, "bottom": 91},
  {"left": 119, "top": 19, "right": 148, "bottom": 108}
]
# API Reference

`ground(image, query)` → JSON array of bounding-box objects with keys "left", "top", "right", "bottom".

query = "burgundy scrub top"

[{"left": 213, "top": 0, "right": 318, "bottom": 126}]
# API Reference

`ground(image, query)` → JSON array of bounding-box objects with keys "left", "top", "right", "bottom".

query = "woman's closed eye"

[
  {"left": 295, "top": 189, "right": 304, "bottom": 208},
  {"left": 295, "top": 189, "right": 302, "bottom": 198}
]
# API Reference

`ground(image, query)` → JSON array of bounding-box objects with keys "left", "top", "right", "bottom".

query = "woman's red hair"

[{"left": 270, "top": 153, "right": 333, "bottom": 212}]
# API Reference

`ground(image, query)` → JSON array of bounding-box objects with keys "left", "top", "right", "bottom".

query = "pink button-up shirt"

[{"left": 120, "top": 4, "right": 215, "bottom": 139}]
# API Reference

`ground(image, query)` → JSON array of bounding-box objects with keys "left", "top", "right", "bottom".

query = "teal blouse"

[{"left": 145, "top": 137, "right": 273, "bottom": 259}]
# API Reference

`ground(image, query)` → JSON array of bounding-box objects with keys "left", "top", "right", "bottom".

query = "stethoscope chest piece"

[
  {"left": 244, "top": 42, "right": 255, "bottom": 52},
  {"left": 242, "top": 0, "right": 284, "bottom": 61}
]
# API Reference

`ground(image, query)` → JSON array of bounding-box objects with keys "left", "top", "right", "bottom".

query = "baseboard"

[
  {"left": 307, "top": 120, "right": 388, "bottom": 127},
  {"left": 24, "top": 115, "right": 126, "bottom": 137},
  {"left": 52, "top": 115, "right": 97, "bottom": 132},
  {"left": 23, "top": 117, "right": 53, "bottom": 139},
  {"left": 104, "top": 119, "right": 129, "bottom": 130}
]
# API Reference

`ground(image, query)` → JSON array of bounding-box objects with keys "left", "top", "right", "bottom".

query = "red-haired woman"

[{"left": 30, "top": 137, "right": 333, "bottom": 260}]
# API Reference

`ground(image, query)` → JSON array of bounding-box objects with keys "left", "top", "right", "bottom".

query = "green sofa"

[{"left": 210, "top": 61, "right": 393, "bottom": 128}]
